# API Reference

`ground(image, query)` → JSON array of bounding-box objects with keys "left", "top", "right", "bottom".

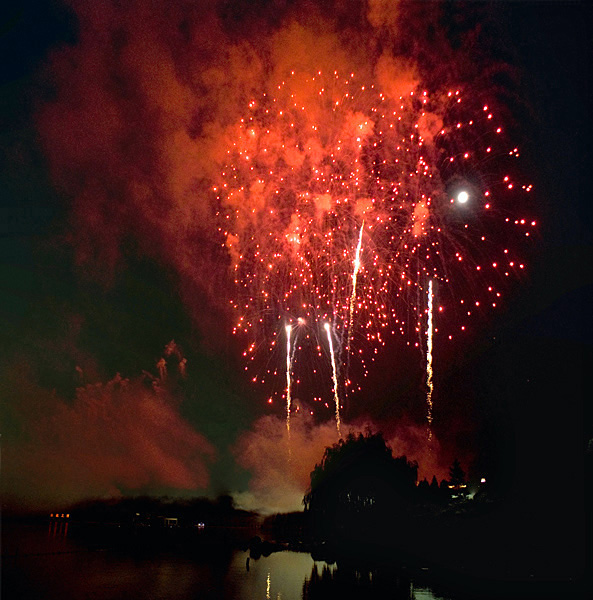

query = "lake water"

[{"left": 2, "top": 523, "right": 451, "bottom": 599}]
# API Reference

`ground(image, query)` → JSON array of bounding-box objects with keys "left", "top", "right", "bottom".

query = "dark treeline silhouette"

[
  {"left": 262, "top": 510, "right": 307, "bottom": 544},
  {"left": 302, "top": 432, "right": 486, "bottom": 539},
  {"left": 258, "top": 432, "right": 492, "bottom": 561},
  {"left": 303, "top": 431, "right": 419, "bottom": 546},
  {"left": 67, "top": 494, "right": 256, "bottom": 529},
  {"left": 297, "top": 430, "right": 582, "bottom": 598},
  {"left": 37, "top": 494, "right": 261, "bottom": 558}
]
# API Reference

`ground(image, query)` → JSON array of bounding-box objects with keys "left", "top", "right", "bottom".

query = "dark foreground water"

[
  {"left": 2, "top": 523, "right": 451, "bottom": 600},
  {"left": 3, "top": 523, "right": 582, "bottom": 599}
]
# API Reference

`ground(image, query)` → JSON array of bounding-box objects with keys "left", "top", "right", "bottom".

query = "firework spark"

[
  {"left": 285, "top": 323, "right": 293, "bottom": 436},
  {"left": 346, "top": 221, "right": 365, "bottom": 359},
  {"left": 426, "top": 279, "right": 434, "bottom": 440},
  {"left": 325, "top": 322, "right": 342, "bottom": 437},
  {"left": 217, "top": 70, "right": 534, "bottom": 416}
]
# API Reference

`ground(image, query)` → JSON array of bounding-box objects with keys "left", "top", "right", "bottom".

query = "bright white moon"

[{"left": 457, "top": 190, "right": 469, "bottom": 204}]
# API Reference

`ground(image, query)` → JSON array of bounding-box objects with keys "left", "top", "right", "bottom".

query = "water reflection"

[
  {"left": 302, "top": 560, "right": 413, "bottom": 599},
  {"left": 229, "top": 551, "right": 320, "bottom": 600},
  {"left": 231, "top": 551, "right": 447, "bottom": 600},
  {"left": 5, "top": 525, "right": 449, "bottom": 600},
  {"left": 48, "top": 520, "right": 69, "bottom": 539}
]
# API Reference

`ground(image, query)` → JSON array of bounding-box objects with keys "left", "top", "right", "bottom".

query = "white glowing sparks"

[
  {"left": 426, "top": 280, "right": 434, "bottom": 440},
  {"left": 346, "top": 221, "right": 365, "bottom": 357},
  {"left": 457, "top": 190, "right": 469, "bottom": 204},
  {"left": 285, "top": 324, "right": 292, "bottom": 436},
  {"left": 324, "top": 322, "right": 341, "bottom": 437},
  {"left": 218, "top": 73, "right": 534, "bottom": 420}
]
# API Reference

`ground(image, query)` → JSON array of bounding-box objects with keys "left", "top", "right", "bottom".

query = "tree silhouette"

[
  {"left": 448, "top": 458, "right": 466, "bottom": 487},
  {"left": 304, "top": 432, "right": 418, "bottom": 542}
]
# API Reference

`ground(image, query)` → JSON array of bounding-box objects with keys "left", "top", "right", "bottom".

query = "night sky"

[{"left": 0, "top": 0, "right": 590, "bottom": 543}]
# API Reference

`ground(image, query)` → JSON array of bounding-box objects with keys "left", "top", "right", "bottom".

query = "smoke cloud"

[
  {"left": 35, "top": 0, "right": 464, "bottom": 316},
  {"left": 387, "top": 422, "right": 449, "bottom": 483},
  {"left": 232, "top": 413, "right": 365, "bottom": 514},
  {"left": 3, "top": 365, "right": 215, "bottom": 510},
  {"left": 10, "top": 0, "right": 510, "bottom": 511},
  {"left": 232, "top": 413, "right": 450, "bottom": 514}
]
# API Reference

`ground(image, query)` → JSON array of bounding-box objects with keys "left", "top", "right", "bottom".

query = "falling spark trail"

[
  {"left": 285, "top": 324, "right": 293, "bottom": 437},
  {"left": 219, "top": 77, "right": 534, "bottom": 413},
  {"left": 325, "top": 322, "right": 342, "bottom": 437},
  {"left": 426, "top": 280, "right": 434, "bottom": 440},
  {"left": 346, "top": 221, "right": 365, "bottom": 362}
]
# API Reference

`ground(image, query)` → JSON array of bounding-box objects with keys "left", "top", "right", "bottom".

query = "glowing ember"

[{"left": 216, "top": 71, "right": 534, "bottom": 411}]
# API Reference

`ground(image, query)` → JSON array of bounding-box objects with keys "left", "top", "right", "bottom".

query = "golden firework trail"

[
  {"left": 426, "top": 279, "right": 434, "bottom": 440},
  {"left": 285, "top": 323, "right": 293, "bottom": 437},
  {"left": 346, "top": 221, "right": 365, "bottom": 356},
  {"left": 324, "top": 322, "right": 342, "bottom": 437}
]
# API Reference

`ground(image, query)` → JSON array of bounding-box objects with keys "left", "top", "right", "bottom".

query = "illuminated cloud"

[
  {"left": 233, "top": 414, "right": 450, "bottom": 514},
  {"left": 3, "top": 369, "right": 215, "bottom": 510},
  {"left": 22, "top": 0, "right": 521, "bottom": 509},
  {"left": 34, "top": 0, "right": 437, "bottom": 317},
  {"left": 232, "top": 413, "right": 355, "bottom": 514}
]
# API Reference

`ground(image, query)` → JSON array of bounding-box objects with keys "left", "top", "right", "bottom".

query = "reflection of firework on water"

[{"left": 215, "top": 70, "right": 534, "bottom": 413}]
